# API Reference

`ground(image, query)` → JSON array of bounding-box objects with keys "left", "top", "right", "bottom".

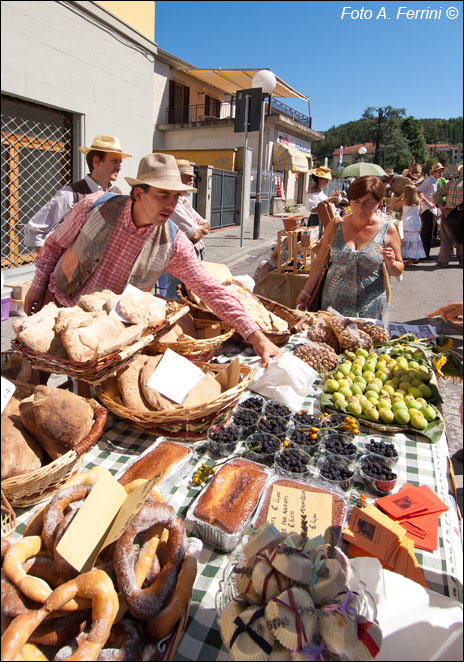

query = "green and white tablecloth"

[{"left": 11, "top": 333, "right": 463, "bottom": 661}]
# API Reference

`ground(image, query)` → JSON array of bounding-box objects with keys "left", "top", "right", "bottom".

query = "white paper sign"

[
  {"left": 145, "top": 349, "right": 205, "bottom": 404},
  {"left": 1, "top": 376, "right": 16, "bottom": 414}
]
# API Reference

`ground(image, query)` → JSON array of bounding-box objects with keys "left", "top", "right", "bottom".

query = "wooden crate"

[{"left": 276, "top": 228, "right": 319, "bottom": 273}]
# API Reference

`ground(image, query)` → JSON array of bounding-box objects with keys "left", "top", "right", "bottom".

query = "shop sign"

[{"left": 277, "top": 132, "right": 311, "bottom": 154}]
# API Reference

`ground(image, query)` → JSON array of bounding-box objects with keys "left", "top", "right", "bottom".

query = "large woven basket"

[
  {"left": 176, "top": 284, "right": 305, "bottom": 347},
  {"left": 95, "top": 360, "right": 253, "bottom": 441},
  {"left": 10, "top": 305, "right": 190, "bottom": 384},
  {"left": 147, "top": 318, "right": 234, "bottom": 362},
  {"left": 1, "top": 352, "right": 108, "bottom": 508}
]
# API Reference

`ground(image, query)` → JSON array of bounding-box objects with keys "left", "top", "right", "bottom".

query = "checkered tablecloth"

[{"left": 11, "top": 332, "right": 463, "bottom": 661}]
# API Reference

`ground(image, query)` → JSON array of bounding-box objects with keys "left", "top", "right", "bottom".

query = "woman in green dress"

[{"left": 296, "top": 177, "right": 403, "bottom": 321}]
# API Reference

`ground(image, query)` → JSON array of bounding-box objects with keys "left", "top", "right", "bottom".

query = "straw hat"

[
  {"left": 125, "top": 153, "right": 196, "bottom": 191},
  {"left": 176, "top": 158, "right": 195, "bottom": 175},
  {"left": 79, "top": 135, "right": 131, "bottom": 158},
  {"left": 430, "top": 162, "right": 446, "bottom": 174},
  {"left": 311, "top": 166, "right": 332, "bottom": 181},
  {"left": 384, "top": 168, "right": 394, "bottom": 177}
]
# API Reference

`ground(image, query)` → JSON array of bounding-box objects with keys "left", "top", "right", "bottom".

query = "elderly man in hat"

[
  {"left": 418, "top": 162, "right": 446, "bottom": 258},
  {"left": 24, "top": 135, "right": 131, "bottom": 249},
  {"left": 170, "top": 159, "right": 210, "bottom": 259},
  {"left": 162, "top": 158, "right": 211, "bottom": 297},
  {"left": 24, "top": 153, "right": 280, "bottom": 366}
]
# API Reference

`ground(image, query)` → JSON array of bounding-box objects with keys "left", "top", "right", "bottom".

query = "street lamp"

[
  {"left": 358, "top": 146, "right": 367, "bottom": 162},
  {"left": 252, "top": 69, "right": 276, "bottom": 239}
]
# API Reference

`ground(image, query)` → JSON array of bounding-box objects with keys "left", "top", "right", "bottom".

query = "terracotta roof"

[
  {"left": 332, "top": 143, "right": 375, "bottom": 155},
  {"left": 426, "top": 143, "right": 461, "bottom": 150}
]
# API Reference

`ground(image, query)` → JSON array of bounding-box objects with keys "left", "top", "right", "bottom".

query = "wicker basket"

[
  {"left": 1, "top": 490, "right": 16, "bottom": 537},
  {"left": 176, "top": 284, "right": 305, "bottom": 347},
  {"left": 10, "top": 305, "right": 190, "bottom": 384},
  {"left": 95, "top": 361, "right": 253, "bottom": 441},
  {"left": 147, "top": 318, "right": 234, "bottom": 362},
  {"left": 1, "top": 353, "right": 109, "bottom": 508}
]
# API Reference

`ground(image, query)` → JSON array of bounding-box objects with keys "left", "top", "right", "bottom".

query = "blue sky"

[{"left": 155, "top": 0, "right": 463, "bottom": 131}]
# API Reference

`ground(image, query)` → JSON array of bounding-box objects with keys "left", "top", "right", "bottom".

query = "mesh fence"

[{"left": 1, "top": 95, "right": 73, "bottom": 269}]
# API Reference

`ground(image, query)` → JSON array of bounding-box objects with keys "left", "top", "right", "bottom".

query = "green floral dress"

[{"left": 321, "top": 221, "right": 389, "bottom": 321}]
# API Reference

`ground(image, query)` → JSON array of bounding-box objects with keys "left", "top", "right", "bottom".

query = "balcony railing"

[{"left": 164, "top": 98, "right": 311, "bottom": 128}]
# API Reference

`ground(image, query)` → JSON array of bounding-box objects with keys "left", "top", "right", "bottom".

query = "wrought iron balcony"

[{"left": 164, "top": 98, "right": 311, "bottom": 128}]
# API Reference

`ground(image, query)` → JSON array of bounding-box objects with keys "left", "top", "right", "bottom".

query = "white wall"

[{"left": 1, "top": 0, "right": 157, "bottom": 192}]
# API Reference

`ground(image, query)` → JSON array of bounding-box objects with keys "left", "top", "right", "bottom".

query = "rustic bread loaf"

[
  {"left": 60, "top": 314, "right": 126, "bottom": 362},
  {"left": 15, "top": 303, "right": 67, "bottom": 356},
  {"left": 118, "top": 291, "right": 166, "bottom": 326},
  {"left": 19, "top": 396, "right": 65, "bottom": 460},
  {"left": 117, "top": 355, "right": 152, "bottom": 412},
  {"left": 1, "top": 397, "right": 43, "bottom": 479},
  {"left": 78, "top": 289, "right": 118, "bottom": 312},
  {"left": 32, "top": 386, "right": 94, "bottom": 449}
]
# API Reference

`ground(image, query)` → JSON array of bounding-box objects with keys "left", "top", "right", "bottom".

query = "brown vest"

[{"left": 69, "top": 179, "right": 122, "bottom": 204}]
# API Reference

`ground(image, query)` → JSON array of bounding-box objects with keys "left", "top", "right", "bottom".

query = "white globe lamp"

[
  {"left": 252, "top": 69, "right": 276, "bottom": 94},
  {"left": 358, "top": 146, "right": 367, "bottom": 162}
]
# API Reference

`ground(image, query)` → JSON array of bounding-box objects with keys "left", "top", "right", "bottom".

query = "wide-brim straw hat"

[
  {"left": 125, "top": 153, "right": 197, "bottom": 191},
  {"left": 79, "top": 135, "right": 131, "bottom": 158},
  {"left": 311, "top": 166, "right": 332, "bottom": 181},
  {"left": 384, "top": 168, "right": 395, "bottom": 176},
  {"left": 430, "top": 162, "right": 446, "bottom": 173}
]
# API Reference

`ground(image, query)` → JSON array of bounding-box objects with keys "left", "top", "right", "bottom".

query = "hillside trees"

[
  {"left": 362, "top": 106, "right": 406, "bottom": 164},
  {"left": 401, "top": 116, "right": 428, "bottom": 164}
]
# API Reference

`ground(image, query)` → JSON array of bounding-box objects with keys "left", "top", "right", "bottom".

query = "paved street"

[{"left": 2, "top": 215, "right": 462, "bottom": 513}]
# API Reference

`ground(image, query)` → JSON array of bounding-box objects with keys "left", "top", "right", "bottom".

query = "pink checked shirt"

[{"left": 31, "top": 192, "right": 259, "bottom": 340}]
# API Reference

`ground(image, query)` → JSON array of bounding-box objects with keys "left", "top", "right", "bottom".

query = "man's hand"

[
  {"left": 24, "top": 287, "right": 45, "bottom": 316},
  {"left": 428, "top": 302, "right": 463, "bottom": 324},
  {"left": 247, "top": 329, "right": 282, "bottom": 367}
]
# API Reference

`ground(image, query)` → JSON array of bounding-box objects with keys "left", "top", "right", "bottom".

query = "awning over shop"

[
  {"left": 179, "top": 69, "right": 309, "bottom": 100},
  {"left": 272, "top": 143, "right": 309, "bottom": 173}
]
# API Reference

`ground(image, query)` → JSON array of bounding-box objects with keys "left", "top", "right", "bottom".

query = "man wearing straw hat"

[
  {"left": 24, "top": 135, "right": 131, "bottom": 249},
  {"left": 24, "top": 153, "right": 281, "bottom": 367}
]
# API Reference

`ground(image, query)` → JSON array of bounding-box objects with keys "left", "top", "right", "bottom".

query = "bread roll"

[
  {"left": 32, "top": 386, "right": 94, "bottom": 449},
  {"left": 19, "top": 396, "right": 65, "bottom": 460}
]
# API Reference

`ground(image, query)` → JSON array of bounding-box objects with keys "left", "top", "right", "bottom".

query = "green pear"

[
  {"left": 373, "top": 377, "right": 385, "bottom": 388},
  {"left": 416, "top": 397, "right": 427, "bottom": 406},
  {"left": 383, "top": 385, "right": 395, "bottom": 397},
  {"left": 419, "top": 384, "right": 432, "bottom": 399},
  {"left": 352, "top": 368, "right": 363, "bottom": 377},
  {"left": 364, "top": 406, "right": 380, "bottom": 421},
  {"left": 378, "top": 399, "right": 392, "bottom": 410},
  {"left": 406, "top": 399, "right": 421, "bottom": 410},
  {"left": 392, "top": 400, "right": 408, "bottom": 412},
  {"left": 345, "top": 351, "right": 356, "bottom": 361},
  {"left": 420, "top": 405, "right": 437, "bottom": 422},
  {"left": 334, "top": 371, "right": 345, "bottom": 381},
  {"left": 399, "top": 381, "right": 412, "bottom": 392},
  {"left": 332, "top": 392, "right": 346, "bottom": 403},
  {"left": 408, "top": 360, "right": 420, "bottom": 370},
  {"left": 413, "top": 349, "right": 426, "bottom": 360},
  {"left": 407, "top": 387, "right": 422, "bottom": 399},
  {"left": 409, "top": 410, "right": 428, "bottom": 430},
  {"left": 334, "top": 398, "right": 347, "bottom": 411},
  {"left": 379, "top": 407, "right": 395, "bottom": 424},
  {"left": 350, "top": 383, "right": 363, "bottom": 396},
  {"left": 394, "top": 408, "right": 411, "bottom": 425},
  {"left": 325, "top": 379, "right": 340, "bottom": 393},
  {"left": 339, "top": 386, "right": 352, "bottom": 399},
  {"left": 355, "top": 348, "right": 369, "bottom": 358},
  {"left": 339, "top": 363, "right": 351, "bottom": 376},
  {"left": 347, "top": 401, "right": 363, "bottom": 416},
  {"left": 365, "top": 383, "right": 380, "bottom": 395}
]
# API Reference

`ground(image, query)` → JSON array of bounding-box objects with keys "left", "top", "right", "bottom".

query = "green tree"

[
  {"left": 401, "top": 116, "right": 428, "bottom": 164},
  {"left": 381, "top": 118, "right": 411, "bottom": 172},
  {"left": 362, "top": 106, "right": 406, "bottom": 164}
]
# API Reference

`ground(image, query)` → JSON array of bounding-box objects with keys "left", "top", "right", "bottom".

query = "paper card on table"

[
  {"left": 266, "top": 484, "right": 333, "bottom": 539},
  {"left": 399, "top": 482, "right": 448, "bottom": 515},
  {"left": 345, "top": 507, "right": 396, "bottom": 560},
  {"left": 1, "top": 376, "right": 15, "bottom": 414},
  {"left": 55, "top": 472, "right": 127, "bottom": 573},
  {"left": 375, "top": 488, "right": 429, "bottom": 520},
  {"left": 214, "top": 358, "right": 240, "bottom": 391},
  {"left": 101, "top": 473, "right": 161, "bottom": 549},
  {"left": 146, "top": 349, "right": 205, "bottom": 404}
]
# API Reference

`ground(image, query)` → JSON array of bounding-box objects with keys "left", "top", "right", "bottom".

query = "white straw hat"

[{"left": 79, "top": 135, "right": 131, "bottom": 158}]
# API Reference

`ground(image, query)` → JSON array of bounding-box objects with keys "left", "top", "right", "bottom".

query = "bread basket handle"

[{"left": 73, "top": 406, "right": 108, "bottom": 457}]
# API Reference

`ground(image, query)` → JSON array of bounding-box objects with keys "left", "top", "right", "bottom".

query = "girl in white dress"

[{"left": 392, "top": 185, "right": 426, "bottom": 266}]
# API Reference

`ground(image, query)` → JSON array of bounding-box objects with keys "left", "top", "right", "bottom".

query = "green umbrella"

[{"left": 341, "top": 163, "right": 387, "bottom": 178}]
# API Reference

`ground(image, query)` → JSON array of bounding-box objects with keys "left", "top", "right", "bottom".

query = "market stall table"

[{"left": 8, "top": 331, "right": 463, "bottom": 661}]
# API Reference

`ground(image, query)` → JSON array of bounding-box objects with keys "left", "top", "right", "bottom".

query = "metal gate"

[
  {"left": 250, "top": 169, "right": 271, "bottom": 216},
  {"left": 1, "top": 95, "right": 73, "bottom": 269},
  {"left": 210, "top": 168, "right": 237, "bottom": 229}
]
